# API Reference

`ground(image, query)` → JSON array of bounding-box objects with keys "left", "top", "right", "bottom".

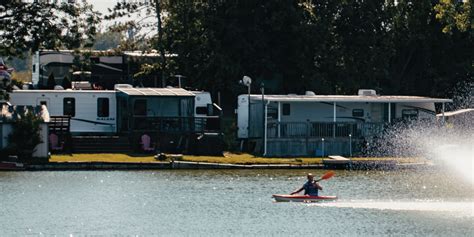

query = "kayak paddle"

[{"left": 315, "top": 171, "right": 335, "bottom": 182}]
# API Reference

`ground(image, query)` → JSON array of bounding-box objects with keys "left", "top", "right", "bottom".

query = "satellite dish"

[{"left": 242, "top": 76, "right": 252, "bottom": 86}]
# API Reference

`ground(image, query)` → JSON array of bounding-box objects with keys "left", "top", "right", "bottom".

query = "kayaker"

[{"left": 290, "top": 173, "right": 322, "bottom": 196}]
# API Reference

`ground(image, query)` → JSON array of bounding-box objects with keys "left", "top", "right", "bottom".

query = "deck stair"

[
  {"left": 71, "top": 136, "right": 131, "bottom": 153},
  {"left": 49, "top": 116, "right": 72, "bottom": 152}
]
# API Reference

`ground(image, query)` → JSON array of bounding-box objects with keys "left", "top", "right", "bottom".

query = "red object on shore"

[{"left": 0, "top": 162, "right": 25, "bottom": 170}]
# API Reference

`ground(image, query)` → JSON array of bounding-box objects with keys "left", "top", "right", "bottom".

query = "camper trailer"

[
  {"left": 32, "top": 50, "right": 126, "bottom": 89},
  {"left": 9, "top": 86, "right": 223, "bottom": 154},
  {"left": 237, "top": 89, "right": 452, "bottom": 157},
  {"left": 10, "top": 90, "right": 117, "bottom": 134},
  {"left": 31, "top": 50, "right": 179, "bottom": 89},
  {"left": 192, "top": 91, "right": 222, "bottom": 132}
]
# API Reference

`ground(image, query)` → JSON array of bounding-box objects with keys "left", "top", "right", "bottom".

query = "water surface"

[{"left": 0, "top": 168, "right": 472, "bottom": 236}]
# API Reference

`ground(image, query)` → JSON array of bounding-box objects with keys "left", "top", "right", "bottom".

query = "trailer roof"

[
  {"left": 247, "top": 94, "right": 452, "bottom": 103},
  {"left": 12, "top": 89, "right": 115, "bottom": 94},
  {"left": 116, "top": 87, "right": 195, "bottom": 97}
]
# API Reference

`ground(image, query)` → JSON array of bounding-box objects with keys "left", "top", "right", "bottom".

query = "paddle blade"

[{"left": 321, "top": 171, "right": 335, "bottom": 180}]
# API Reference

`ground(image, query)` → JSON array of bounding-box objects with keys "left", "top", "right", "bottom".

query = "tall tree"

[
  {"left": 0, "top": 1, "right": 101, "bottom": 57},
  {"left": 434, "top": 0, "right": 472, "bottom": 34},
  {"left": 104, "top": 0, "right": 472, "bottom": 111},
  {"left": 105, "top": 1, "right": 168, "bottom": 83},
  {"left": 47, "top": 73, "right": 56, "bottom": 89}
]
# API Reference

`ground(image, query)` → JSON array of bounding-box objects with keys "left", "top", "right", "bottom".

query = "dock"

[{"left": 323, "top": 155, "right": 351, "bottom": 169}]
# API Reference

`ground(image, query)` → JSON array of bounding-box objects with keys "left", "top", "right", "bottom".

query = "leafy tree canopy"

[{"left": 0, "top": 1, "right": 101, "bottom": 57}]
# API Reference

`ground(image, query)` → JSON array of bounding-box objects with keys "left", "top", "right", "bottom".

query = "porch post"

[
  {"left": 264, "top": 101, "right": 268, "bottom": 156},
  {"left": 277, "top": 101, "right": 281, "bottom": 138},
  {"left": 388, "top": 103, "right": 391, "bottom": 123},
  {"left": 333, "top": 102, "right": 336, "bottom": 138},
  {"left": 261, "top": 83, "right": 267, "bottom": 156},
  {"left": 442, "top": 102, "right": 446, "bottom": 124}
]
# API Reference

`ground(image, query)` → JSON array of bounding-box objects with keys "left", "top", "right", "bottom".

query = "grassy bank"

[{"left": 50, "top": 153, "right": 427, "bottom": 165}]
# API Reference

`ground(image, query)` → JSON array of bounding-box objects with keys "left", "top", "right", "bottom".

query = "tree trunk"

[{"left": 155, "top": 0, "right": 167, "bottom": 87}]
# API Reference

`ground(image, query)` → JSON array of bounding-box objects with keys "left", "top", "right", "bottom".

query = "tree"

[
  {"left": 47, "top": 73, "right": 56, "bottom": 89},
  {"left": 104, "top": 0, "right": 472, "bottom": 112},
  {"left": 0, "top": 1, "right": 101, "bottom": 57},
  {"left": 8, "top": 109, "right": 43, "bottom": 160},
  {"left": 105, "top": 0, "right": 167, "bottom": 82},
  {"left": 434, "top": 0, "right": 472, "bottom": 34},
  {"left": 62, "top": 75, "right": 72, "bottom": 89},
  {"left": 92, "top": 30, "right": 123, "bottom": 50}
]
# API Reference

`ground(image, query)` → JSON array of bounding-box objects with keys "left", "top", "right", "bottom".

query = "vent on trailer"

[{"left": 358, "top": 89, "right": 377, "bottom": 96}]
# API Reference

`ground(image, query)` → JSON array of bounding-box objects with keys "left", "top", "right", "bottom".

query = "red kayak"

[{"left": 273, "top": 194, "right": 337, "bottom": 202}]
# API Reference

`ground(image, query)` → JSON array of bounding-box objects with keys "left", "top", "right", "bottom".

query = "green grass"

[{"left": 50, "top": 153, "right": 428, "bottom": 165}]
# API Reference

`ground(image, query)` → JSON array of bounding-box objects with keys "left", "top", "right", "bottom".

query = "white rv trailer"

[
  {"left": 9, "top": 87, "right": 220, "bottom": 135},
  {"left": 237, "top": 89, "right": 452, "bottom": 156},
  {"left": 238, "top": 90, "right": 452, "bottom": 139},
  {"left": 191, "top": 91, "right": 222, "bottom": 132},
  {"left": 10, "top": 90, "right": 117, "bottom": 134}
]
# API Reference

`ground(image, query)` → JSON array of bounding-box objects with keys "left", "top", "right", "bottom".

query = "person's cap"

[{"left": 307, "top": 173, "right": 314, "bottom": 177}]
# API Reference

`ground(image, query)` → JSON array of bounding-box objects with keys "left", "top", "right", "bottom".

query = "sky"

[
  {"left": 89, "top": 0, "right": 118, "bottom": 15},
  {"left": 87, "top": 0, "right": 156, "bottom": 34}
]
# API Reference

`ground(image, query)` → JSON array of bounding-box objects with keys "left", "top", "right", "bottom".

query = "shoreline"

[
  {"left": 3, "top": 159, "right": 431, "bottom": 171},
  {"left": 0, "top": 153, "right": 432, "bottom": 171}
]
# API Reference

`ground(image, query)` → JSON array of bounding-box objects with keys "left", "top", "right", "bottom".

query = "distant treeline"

[
  {"left": 1, "top": 1, "right": 472, "bottom": 110},
  {"left": 157, "top": 1, "right": 472, "bottom": 104}
]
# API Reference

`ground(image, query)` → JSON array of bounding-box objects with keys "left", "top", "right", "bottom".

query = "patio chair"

[
  {"left": 140, "top": 134, "right": 155, "bottom": 152},
  {"left": 49, "top": 133, "right": 64, "bottom": 151}
]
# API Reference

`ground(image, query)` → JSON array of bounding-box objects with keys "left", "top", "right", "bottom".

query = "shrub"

[
  {"left": 47, "top": 73, "right": 56, "bottom": 89},
  {"left": 62, "top": 75, "right": 72, "bottom": 89},
  {"left": 8, "top": 110, "right": 43, "bottom": 159}
]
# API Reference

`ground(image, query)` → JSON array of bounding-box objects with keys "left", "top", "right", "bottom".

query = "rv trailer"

[
  {"left": 237, "top": 89, "right": 452, "bottom": 157},
  {"left": 10, "top": 90, "right": 117, "bottom": 135},
  {"left": 32, "top": 50, "right": 126, "bottom": 89},
  {"left": 32, "top": 50, "right": 179, "bottom": 89},
  {"left": 9, "top": 86, "right": 223, "bottom": 154}
]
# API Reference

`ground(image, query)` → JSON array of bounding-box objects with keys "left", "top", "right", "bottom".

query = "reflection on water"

[
  {"left": 0, "top": 169, "right": 473, "bottom": 236},
  {"left": 312, "top": 200, "right": 474, "bottom": 217}
]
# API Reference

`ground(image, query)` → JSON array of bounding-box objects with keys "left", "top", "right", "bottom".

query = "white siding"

[{"left": 10, "top": 91, "right": 117, "bottom": 134}]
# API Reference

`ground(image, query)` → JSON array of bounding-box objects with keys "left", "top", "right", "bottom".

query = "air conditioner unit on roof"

[
  {"left": 114, "top": 84, "right": 133, "bottom": 89},
  {"left": 358, "top": 89, "right": 377, "bottom": 96}
]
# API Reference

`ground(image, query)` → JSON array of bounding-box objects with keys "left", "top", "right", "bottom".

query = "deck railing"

[
  {"left": 131, "top": 116, "right": 221, "bottom": 134},
  {"left": 267, "top": 121, "right": 385, "bottom": 139}
]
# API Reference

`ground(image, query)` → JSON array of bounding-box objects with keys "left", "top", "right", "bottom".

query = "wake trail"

[{"left": 309, "top": 200, "right": 474, "bottom": 216}]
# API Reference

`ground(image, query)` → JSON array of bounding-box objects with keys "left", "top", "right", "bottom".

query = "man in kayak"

[{"left": 290, "top": 173, "right": 322, "bottom": 196}]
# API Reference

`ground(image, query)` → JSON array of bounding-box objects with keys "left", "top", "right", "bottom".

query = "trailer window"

[
  {"left": 402, "top": 109, "right": 418, "bottom": 120},
  {"left": 196, "top": 106, "right": 207, "bottom": 115},
  {"left": 282, "top": 103, "right": 291, "bottom": 116},
  {"left": 134, "top": 99, "right": 147, "bottom": 116},
  {"left": 352, "top": 109, "right": 364, "bottom": 117},
  {"left": 63, "top": 98, "right": 75, "bottom": 117},
  {"left": 97, "top": 98, "right": 109, "bottom": 117}
]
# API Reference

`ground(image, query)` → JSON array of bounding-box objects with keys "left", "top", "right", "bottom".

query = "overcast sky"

[
  {"left": 89, "top": 0, "right": 117, "bottom": 15},
  {"left": 88, "top": 0, "right": 156, "bottom": 35}
]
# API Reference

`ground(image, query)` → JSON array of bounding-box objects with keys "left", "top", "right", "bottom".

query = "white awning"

[
  {"left": 116, "top": 87, "right": 194, "bottom": 96},
  {"left": 247, "top": 94, "right": 452, "bottom": 103}
]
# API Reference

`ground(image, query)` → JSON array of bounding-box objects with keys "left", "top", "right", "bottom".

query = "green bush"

[
  {"left": 62, "top": 75, "right": 72, "bottom": 89},
  {"left": 8, "top": 110, "right": 43, "bottom": 159},
  {"left": 47, "top": 73, "right": 56, "bottom": 89}
]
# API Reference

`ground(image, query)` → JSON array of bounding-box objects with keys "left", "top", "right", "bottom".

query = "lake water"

[{"left": 1, "top": 168, "right": 473, "bottom": 236}]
